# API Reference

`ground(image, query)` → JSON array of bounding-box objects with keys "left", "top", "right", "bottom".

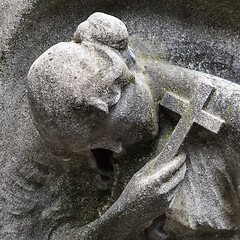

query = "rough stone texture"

[
  {"left": 27, "top": 13, "right": 188, "bottom": 240},
  {"left": 160, "top": 84, "right": 224, "bottom": 134},
  {"left": 144, "top": 61, "right": 240, "bottom": 239},
  {"left": 73, "top": 12, "right": 129, "bottom": 50},
  {"left": 158, "top": 83, "right": 225, "bottom": 164},
  {"left": 1, "top": 1, "right": 240, "bottom": 240},
  {"left": 27, "top": 13, "right": 155, "bottom": 155}
]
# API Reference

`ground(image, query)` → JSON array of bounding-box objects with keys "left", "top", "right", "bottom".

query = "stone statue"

[{"left": 27, "top": 12, "right": 240, "bottom": 240}]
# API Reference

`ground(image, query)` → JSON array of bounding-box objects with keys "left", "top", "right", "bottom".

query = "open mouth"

[{"left": 91, "top": 148, "right": 114, "bottom": 190}]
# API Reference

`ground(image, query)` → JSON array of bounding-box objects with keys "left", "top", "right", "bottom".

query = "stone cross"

[{"left": 154, "top": 83, "right": 225, "bottom": 167}]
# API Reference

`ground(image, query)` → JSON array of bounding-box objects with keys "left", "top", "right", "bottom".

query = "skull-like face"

[{"left": 27, "top": 13, "right": 159, "bottom": 156}]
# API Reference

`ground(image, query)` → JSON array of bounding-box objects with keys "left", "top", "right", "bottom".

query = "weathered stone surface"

[
  {"left": 1, "top": 1, "right": 240, "bottom": 240},
  {"left": 160, "top": 84, "right": 224, "bottom": 134},
  {"left": 144, "top": 83, "right": 226, "bottom": 172},
  {"left": 27, "top": 12, "right": 158, "bottom": 155},
  {"left": 144, "top": 61, "right": 240, "bottom": 239},
  {"left": 73, "top": 12, "right": 129, "bottom": 50}
]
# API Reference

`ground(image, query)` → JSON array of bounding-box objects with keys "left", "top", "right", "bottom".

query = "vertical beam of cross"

[{"left": 152, "top": 83, "right": 224, "bottom": 168}]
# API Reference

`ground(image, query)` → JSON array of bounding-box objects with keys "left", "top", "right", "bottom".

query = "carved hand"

[
  {"left": 116, "top": 152, "right": 187, "bottom": 228},
  {"left": 51, "top": 153, "right": 186, "bottom": 240}
]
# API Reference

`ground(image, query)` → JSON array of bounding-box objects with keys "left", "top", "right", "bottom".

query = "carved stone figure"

[
  {"left": 27, "top": 12, "right": 186, "bottom": 239},
  {"left": 26, "top": 12, "right": 240, "bottom": 240}
]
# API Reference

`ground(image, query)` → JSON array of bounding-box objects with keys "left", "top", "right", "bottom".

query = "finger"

[
  {"left": 139, "top": 158, "right": 186, "bottom": 192},
  {"left": 131, "top": 152, "right": 186, "bottom": 186},
  {"left": 158, "top": 162, "right": 186, "bottom": 195},
  {"left": 153, "top": 153, "right": 186, "bottom": 182}
]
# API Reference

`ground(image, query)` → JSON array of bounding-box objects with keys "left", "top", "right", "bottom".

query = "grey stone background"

[{"left": 1, "top": 0, "right": 240, "bottom": 239}]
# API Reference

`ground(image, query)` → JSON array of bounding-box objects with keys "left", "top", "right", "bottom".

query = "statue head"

[{"left": 27, "top": 13, "right": 158, "bottom": 156}]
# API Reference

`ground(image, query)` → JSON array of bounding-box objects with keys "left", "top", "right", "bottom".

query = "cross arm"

[
  {"left": 160, "top": 91, "right": 189, "bottom": 116},
  {"left": 195, "top": 110, "right": 225, "bottom": 134}
]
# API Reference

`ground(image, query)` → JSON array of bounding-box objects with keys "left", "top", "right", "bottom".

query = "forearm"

[
  {"left": 50, "top": 200, "right": 141, "bottom": 240},
  {"left": 84, "top": 201, "right": 137, "bottom": 240}
]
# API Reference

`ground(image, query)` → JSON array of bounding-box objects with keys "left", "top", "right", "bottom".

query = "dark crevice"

[
  {"left": 91, "top": 148, "right": 114, "bottom": 172},
  {"left": 91, "top": 148, "right": 114, "bottom": 190},
  {"left": 145, "top": 214, "right": 168, "bottom": 240}
]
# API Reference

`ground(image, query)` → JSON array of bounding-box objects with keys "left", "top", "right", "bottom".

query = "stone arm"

[{"left": 50, "top": 153, "right": 186, "bottom": 240}]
